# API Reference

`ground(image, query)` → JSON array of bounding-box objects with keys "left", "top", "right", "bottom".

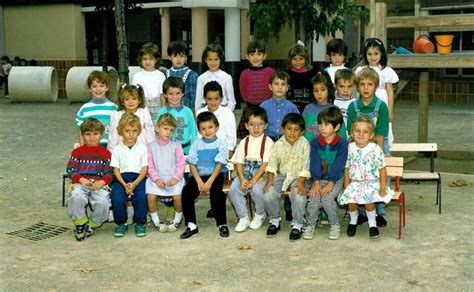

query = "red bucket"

[{"left": 413, "top": 35, "right": 434, "bottom": 54}]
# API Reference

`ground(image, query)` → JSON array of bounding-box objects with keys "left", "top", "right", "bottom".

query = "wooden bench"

[
  {"left": 390, "top": 143, "right": 442, "bottom": 214},
  {"left": 385, "top": 156, "right": 406, "bottom": 239}
]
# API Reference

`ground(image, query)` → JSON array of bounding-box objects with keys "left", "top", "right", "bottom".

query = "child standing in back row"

[
  {"left": 132, "top": 42, "right": 167, "bottom": 122},
  {"left": 286, "top": 41, "right": 314, "bottom": 112},
  {"left": 238, "top": 40, "right": 275, "bottom": 139},
  {"left": 324, "top": 38, "right": 349, "bottom": 84},
  {"left": 195, "top": 44, "right": 236, "bottom": 112},
  {"left": 166, "top": 41, "right": 198, "bottom": 110}
]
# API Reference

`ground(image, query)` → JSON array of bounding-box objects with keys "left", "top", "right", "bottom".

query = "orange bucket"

[
  {"left": 435, "top": 35, "right": 454, "bottom": 54},
  {"left": 413, "top": 35, "right": 434, "bottom": 54}
]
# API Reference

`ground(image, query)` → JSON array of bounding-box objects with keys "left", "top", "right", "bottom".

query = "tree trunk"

[{"left": 114, "top": 0, "right": 129, "bottom": 83}]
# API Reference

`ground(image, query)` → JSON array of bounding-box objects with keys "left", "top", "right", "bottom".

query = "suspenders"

[{"left": 244, "top": 136, "right": 267, "bottom": 161}]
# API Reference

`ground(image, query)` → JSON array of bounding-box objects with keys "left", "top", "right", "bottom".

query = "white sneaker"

[
  {"left": 249, "top": 213, "right": 267, "bottom": 230},
  {"left": 167, "top": 219, "right": 182, "bottom": 232},
  {"left": 328, "top": 224, "right": 341, "bottom": 240},
  {"left": 234, "top": 217, "right": 250, "bottom": 232},
  {"left": 153, "top": 221, "right": 168, "bottom": 233},
  {"left": 302, "top": 225, "right": 315, "bottom": 240}
]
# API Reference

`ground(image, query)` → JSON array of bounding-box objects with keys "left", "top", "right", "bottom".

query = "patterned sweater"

[
  {"left": 310, "top": 135, "right": 348, "bottom": 183},
  {"left": 239, "top": 66, "right": 275, "bottom": 105},
  {"left": 66, "top": 145, "right": 112, "bottom": 185}
]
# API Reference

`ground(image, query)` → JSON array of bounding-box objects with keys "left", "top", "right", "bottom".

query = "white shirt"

[
  {"left": 111, "top": 142, "right": 148, "bottom": 174},
  {"left": 231, "top": 135, "right": 274, "bottom": 164},
  {"left": 132, "top": 69, "right": 166, "bottom": 99},
  {"left": 107, "top": 108, "right": 156, "bottom": 152},
  {"left": 196, "top": 105, "right": 237, "bottom": 151},
  {"left": 325, "top": 64, "right": 348, "bottom": 84},
  {"left": 195, "top": 70, "right": 236, "bottom": 112}
]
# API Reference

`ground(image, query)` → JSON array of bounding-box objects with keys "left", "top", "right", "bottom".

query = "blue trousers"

[{"left": 111, "top": 172, "right": 147, "bottom": 225}]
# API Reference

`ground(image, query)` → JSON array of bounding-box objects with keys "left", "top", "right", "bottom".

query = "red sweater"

[
  {"left": 239, "top": 66, "right": 275, "bottom": 105},
  {"left": 66, "top": 145, "right": 112, "bottom": 185}
]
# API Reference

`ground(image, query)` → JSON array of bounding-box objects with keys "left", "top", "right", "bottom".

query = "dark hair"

[
  {"left": 317, "top": 106, "right": 343, "bottom": 129},
  {"left": 326, "top": 38, "right": 348, "bottom": 57},
  {"left": 269, "top": 70, "right": 290, "bottom": 84},
  {"left": 362, "top": 37, "right": 387, "bottom": 69},
  {"left": 1, "top": 56, "right": 10, "bottom": 63},
  {"left": 196, "top": 111, "right": 219, "bottom": 128},
  {"left": 137, "top": 42, "right": 161, "bottom": 68},
  {"left": 288, "top": 43, "right": 309, "bottom": 68},
  {"left": 167, "top": 40, "right": 189, "bottom": 57},
  {"left": 80, "top": 118, "right": 105, "bottom": 134},
  {"left": 247, "top": 40, "right": 266, "bottom": 54},
  {"left": 245, "top": 106, "right": 268, "bottom": 124},
  {"left": 335, "top": 68, "right": 356, "bottom": 85},
  {"left": 203, "top": 81, "right": 223, "bottom": 99},
  {"left": 163, "top": 76, "right": 185, "bottom": 94},
  {"left": 282, "top": 113, "right": 305, "bottom": 131},
  {"left": 201, "top": 43, "right": 224, "bottom": 69},
  {"left": 311, "top": 70, "right": 335, "bottom": 103},
  {"left": 117, "top": 84, "right": 146, "bottom": 110},
  {"left": 87, "top": 70, "right": 109, "bottom": 88}
]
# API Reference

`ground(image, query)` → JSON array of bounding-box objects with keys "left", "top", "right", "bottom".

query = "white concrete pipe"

[
  {"left": 8, "top": 66, "right": 58, "bottom": 102},
  {"left": 65, "top": 66, "right": 119, "bottom": 102}
]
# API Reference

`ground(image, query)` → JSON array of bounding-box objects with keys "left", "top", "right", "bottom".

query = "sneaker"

[
  {"left": 114, "top": 224, "right": 128, "bottom": 237},
  {"left": 166, "top": 207, "right": 175, "bottom": 223},
  {"left": 369, "top": 227, "right": 380, "bottom": 238},
  {"left": 167, "top": 219, "right": 182, "bottom": 232},
  {"left": 219, "top": 225, "right": 230, "bottom": 237},
  {"left": 249, "top": 213, "right": 266, "bottom": 230},
  {"left": 357, "top": 214, "right": 368, "bottom": 225},
  {"left": 235, "top": 217, "right": 250, "bottom": 232},
  {"left": 74, "top": 223, "right": 88, "bottom": 241},
  {"left": 266, "top": 224, "right": 280, "bottom": 237},
  {"left": 85, "top": 224, "right": 97, "bottom": 238},
  {"left": 302, "top": 225, "right": 315, "bottom": 240},
  {"left": 328, "top": 224, "right": 341, "bottom": 240},
  {"left": 134, "top": 224, "right": 147, "bottom": 237},
  {"left": 153, "top": 221, "right": 168, "bottom": 233},
  {"left": 376, "top": 215, "right": 387, "bottom": 227},
  {"left": 347, "top": 224, "right": 357, "bottom": 237},
  {"left": 289, "top": 228, "right": 302, "bottom": 241}
]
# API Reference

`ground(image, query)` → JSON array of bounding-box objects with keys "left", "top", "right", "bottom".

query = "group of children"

[{"left": 66, "top": 37, "right": 398, "bottom": 241}]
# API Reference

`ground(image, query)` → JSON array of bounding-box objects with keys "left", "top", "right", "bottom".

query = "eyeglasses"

[{"left": 248, "top": 122, "right": 265, "bottom": 128}]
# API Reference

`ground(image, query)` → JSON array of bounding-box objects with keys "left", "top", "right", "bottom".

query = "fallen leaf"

[
  {"left": 309, "top": 275, "right": 318, "bottom": 280},
  {"left": 449, "top": 180, "right": 467, "bottom": 187},
  {"left": 384, "top": 250, "right": 393, "bottom": 256},
  {"left": 290, "top": 252, "right": 299, "bottom": 257},
  {"left": 77, "top": 266, "right": 93, "bottom": 273},
  {"left": 368, "top": 271, "right": 375, "bottom": 277},
  {"left": 238, "top": 243, "right": 252, "bottom": 250},
  {"left": 192, "top": 280, "right": 202, "bottom": 285},
  {"left": 16, "top": 254, "right": 34, "bottom": 261}
]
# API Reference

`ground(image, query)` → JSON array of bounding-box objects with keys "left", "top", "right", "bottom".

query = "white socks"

[
  {"left": 188, "top": 222, "right": 197, "bottom": 231},
  {"left": 150, "top": 212, "right": 160, "bottom": 226},
  {"left": 174, "top": 212, "right": 183, "bottom": 224},
  {"left": 367, "top": 210, "right": 377, "bottom": 227},
  {"left": 349, "top": 210, "right": 358, "bottom": 225}
]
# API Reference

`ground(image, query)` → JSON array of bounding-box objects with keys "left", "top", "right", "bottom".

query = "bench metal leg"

[
  {"left": 437, "top": 173, "right": 442, "bottom": 214},
  {"left": 62, "top": 174, "right": 66, "bottom": 207}
]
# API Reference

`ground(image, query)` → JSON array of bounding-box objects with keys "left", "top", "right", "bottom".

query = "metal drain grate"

[{"left": 6, "top": 222, "right": 69, "bottom": 241}]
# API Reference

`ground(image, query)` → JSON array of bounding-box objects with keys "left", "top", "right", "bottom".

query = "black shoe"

[
  {"left": 219, "top": 225, "right": 230, "bottom": 238},
  {"left": 369, "top": 227, "right": 380, "bottom": 238},
  {"left": 206, "top": 209, "right": 215, "bottom": 218},
  {"left": 357, "top": 214, "right": 368, "bottom": 225},
  {"left": 376, "top": 216, "right": 387, "bottom": 227},
  {"left": 285, "top": 210, "right": 293, "bottom": 221},
  {"left": 180, "top": 227, "right": 199, "bottom": 239},
  {"left": 347, "top": 224, "right": 357, "bottom": 237},
  {"left": 289, "top": 228, "right": 302, "bottom": 241},
  {"left": 266, "top": 224, "right": 280, "bottom": 237}
]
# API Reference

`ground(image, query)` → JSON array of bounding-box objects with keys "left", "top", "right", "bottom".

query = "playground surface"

[{"left": 0, "top": 99, "right": 473, "bottom": 290}]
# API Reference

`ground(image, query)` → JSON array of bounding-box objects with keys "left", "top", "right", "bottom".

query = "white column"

[
  {"left": 160, "top": 8, "right": 170, "bottom": 60},
  {"left": 224, "top": 8, "right": 240, "bottom": 62}
]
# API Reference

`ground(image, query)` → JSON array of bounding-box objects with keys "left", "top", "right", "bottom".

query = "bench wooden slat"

[
  {"left": 390, "top": 143, "right": 437, "bottom": 152},
  {"left": 402, "top": 172, "right": 440, "bottom": 180}
]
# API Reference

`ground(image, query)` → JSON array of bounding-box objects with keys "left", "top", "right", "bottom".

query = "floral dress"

[{"left": 338, "top": 142, "right": 393, "bottom": 205}]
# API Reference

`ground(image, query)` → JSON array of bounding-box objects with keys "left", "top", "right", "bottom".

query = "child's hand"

[
  {"left": 379, "top": 188, "right": 387, "bottom": 197},
  {"left": 246, "top": 178, "right": 257, "bottom": 189},
  {"left": 294, "top": 180, "right": 307, "bottom": 196},
  {"left": 126, "top": 182, "right": 136, "bottom": 194},
  {"left": 79, "top": 178, "right": 92, "bottom": 187},
  {"left": 263, "top": 180, "right": 273, "bottom": 193},
  {"left": 202, "top": 181, "right": 213, "bottom": 193},
  {"left": 91, "top": 180, "right": 106, "bottom": 190},
  {"left": 308, "top": 181, "right": 321, "bottom": 197},
  {"left": 320, "top": 181, "right": 334, "bottom": 197},
  {"left": 155, "top": 179, "right": 166, "bottom": 189},
  {"left": 240, "top": 178, "right": 249, "bottom": 191},
  {"left": 197, "top": 181, "right": 206, "bottom": 193},
  {"left": 167, "top": 178, "right": 178, "bottom": 187}
]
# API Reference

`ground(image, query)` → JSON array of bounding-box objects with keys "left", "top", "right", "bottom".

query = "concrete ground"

[{"left": 0, "top": 99, "right": 473, "bottom": 290}]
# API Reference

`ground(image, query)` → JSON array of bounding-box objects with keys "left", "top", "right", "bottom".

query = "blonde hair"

[
  {"left": 156, "top": 113, "right": 177, "bottom": 129},
  {"left": 356, "top": 67, "right": 379, "bottom": 87},
  {"left": 117, "top": 112, "right": 142, "bottom": 136},
  {"left": 351, "top": 116, "right": 376, "bottom": 142}
]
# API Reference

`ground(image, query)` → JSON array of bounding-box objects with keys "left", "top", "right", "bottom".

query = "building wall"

[{"left": 4, "top": 4, "right": 87, "bottom": 97}]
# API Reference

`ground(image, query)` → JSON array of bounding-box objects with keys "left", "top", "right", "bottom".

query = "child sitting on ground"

[
  {"left": 304, "top": 107, "right": 347, "bottom": 240},
  {"left": 338, "top": 116, "right": 393, "bottom": 238},
  {"left": 324, "top": 38, "right": 349, "bottom": 84},
  {"left": 110, "top": 113, "right": 148, "bottom": 238},
  {"left": 132, "top": 42, "right": 166, "bottom": 121},
  {"left": 166, "top": 41, "right": 198, "bottom": 110},
  {"left": 229, "top": 107, "right": 274, "bottom": 232},
  {"left": 180, "top": 112, "right": 229, "bottom": 239},
  {"left": 146, "top": 113, "right": 186, "bottom": 233},
  {"left": 263, "top": 113, "right": 311, "bottom": 241},
  {"left": 75, "top": 71, "right": 118, "bottom": 147},
  {"left": 66, "top": 118, "right": 112, "bottom": 241}
]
